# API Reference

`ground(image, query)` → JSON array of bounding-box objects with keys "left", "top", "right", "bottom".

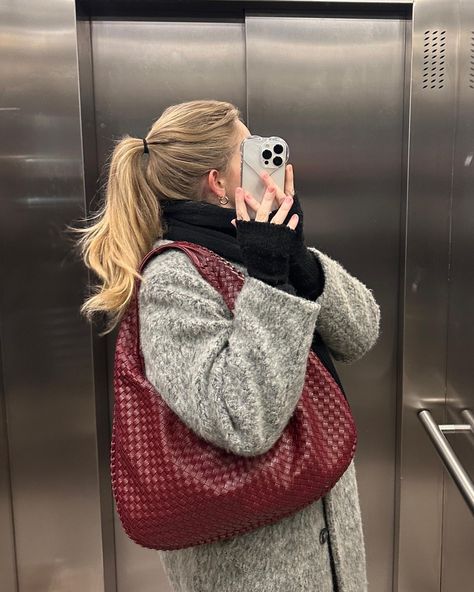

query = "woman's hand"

[
  {"left": 255, "top": 165, "right": 324, "bottom": 302},
  {"left": 269, "top": 163, "right": 296, "bottom": 206},
  {"left": 230, "top": 164, "right": 298, "bottom": 228},
  {"left": 258, "top": 163, "right": 296, "bottom": 208},
  {"left": 262, "top": 163, "right": 305, "bottom": 244},
  {"left": 231, "top": 163, "right": 325, "bottom": 302}
]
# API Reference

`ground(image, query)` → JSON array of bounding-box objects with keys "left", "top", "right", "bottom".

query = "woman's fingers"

[
  {"left": 255, "top": 185, "right": 277, "bottom": 222},
  {"left": 242, "top": 190, "right": 260, "bottom": 213},
  {"left": 271, "top": 194, "right": 294, "bottom": 225},
  {"left": 232, "top": 187, "right": 250, "bottom": 226},
  {"left": 260, "top": 171, "right": 286, "bottom": 203},
  {"left": 260, "top": 164, "right": 295, "bottom": 205},
  {"left": 284, "top": 164, "right": 295, "bottom": 198},
  {"left": 231, "top": 168, "right": 296, "bottom": 227},
  {"left": 287, "top": 213, "right": 299, "bottom": 230},
  {"left": 269, "top": 191, "right": 299, "bottom": 230},
  {"left": 231, "top": 190, "right": 259, "bottom": 226}
]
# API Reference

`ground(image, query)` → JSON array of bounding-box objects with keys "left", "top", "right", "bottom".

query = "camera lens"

[
  {"left": 273, "top": 156, "right": 283, "bottom": 166},
  {"left": 273, "top": 144, "right": 284, "bottom": 154},
  {"left": 262, "top": 149, "right": 272, "bottom": 159}
]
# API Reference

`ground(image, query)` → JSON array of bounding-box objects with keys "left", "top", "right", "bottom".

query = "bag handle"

[
  {"left": 136, "top": 240, "right": 246, "bottom": 313},
  {"left": 138, "top": 241, "right": 206, "bottom": 275}
]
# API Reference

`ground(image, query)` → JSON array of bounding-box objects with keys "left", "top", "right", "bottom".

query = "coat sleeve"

[
  {"left": 307, "top": 246, "right": 381, "bottom": 364},
  {"left": 138, "top": 247, "right": 322, "bottom": 457}
]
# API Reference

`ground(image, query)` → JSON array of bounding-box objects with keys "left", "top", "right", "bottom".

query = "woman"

[{"left": 72, "top": 99, "right": 380, "bottom": 592}]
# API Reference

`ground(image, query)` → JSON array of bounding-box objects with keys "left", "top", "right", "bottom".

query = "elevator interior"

[{"left": 0, "top": 1, "right": 473, "bottom": 591}]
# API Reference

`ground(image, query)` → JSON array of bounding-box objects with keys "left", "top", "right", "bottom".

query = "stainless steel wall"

[
  {"left": 425, "top": 2, "right": 474, "bottom": 590},
  {"left": 0, "top": 1, "right": 109, "bottom": 591},
  {"left": 86, "top": 7, "right": 407, "bottom": 591},
  {"left": 1, "top": 1, "right": 472, "bottom": 592},
  {"left": 396, "top": 1, "right": 474, "bottom": 590}
]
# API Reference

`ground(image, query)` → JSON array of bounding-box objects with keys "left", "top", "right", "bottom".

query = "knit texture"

[
  {"left": 306, "top": 247, "right": 380, "bottom": 365},
  {"left": 138, "top": 238, "right": 380, "bottom": 591},
  {"left": 269, "top": 190, "right": 326, "bottom": 299},
  {"left": 235, "top": 218, "right": 298, "bottom": 295},
  {"left": 290, "top": 245, "right": 326, "bottom": 300}
]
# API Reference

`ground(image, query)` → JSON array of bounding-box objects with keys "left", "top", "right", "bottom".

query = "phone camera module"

[{"left": 273, "top": 144, "right": 284, "bottom": 154}]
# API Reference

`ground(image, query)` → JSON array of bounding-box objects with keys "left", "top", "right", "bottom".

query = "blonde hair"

[{"left": 67, "top": 99, "right": 243, "bottom": 337}]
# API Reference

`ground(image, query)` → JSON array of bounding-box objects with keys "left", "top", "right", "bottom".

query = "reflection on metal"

[
  {"left": 461, "top": 409, "right": 474, "bottom": 434},
  {"left": 1, "top": 1, "right": 473, "bottom": 591},
  {"left": 438, "top": 423, "right": 472, "bottom": 433},
  {"left": 418, "top": 410, "right": 474, "bottom": 514}
]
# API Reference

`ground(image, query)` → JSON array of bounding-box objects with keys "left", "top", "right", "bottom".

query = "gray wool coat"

[{"left": 138, "top": 237, "right": 381, "bottom": 592}]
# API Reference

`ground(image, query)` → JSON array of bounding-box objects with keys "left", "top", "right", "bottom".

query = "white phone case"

[{"left": 240, "top": 135, "right": 289, "bottom": 220}]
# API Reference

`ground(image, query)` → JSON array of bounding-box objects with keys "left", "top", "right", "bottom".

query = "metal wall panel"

[
  {"left": 395, "top": 1, "right": 469, "bottom": 590},
  {"left": 3, "top": 1, "right": 472, "bottom": 592},
  {"left": 0, "top": 334, "right": 16, "bottom": 592},
  {"left": 245, "top": 12, "right": 408, "bottom": 592},
  {"left": 87, "top": 6, "right": 408, "bottom": 591},
  {"left": 0, "top": 1, "right": 107, "bottom": 591},
  {"left": 441, "top": 0, "right": 474, "bottom": 588},
  {"left": 88, "top": 12, "right": 246, "bottom": 592}
]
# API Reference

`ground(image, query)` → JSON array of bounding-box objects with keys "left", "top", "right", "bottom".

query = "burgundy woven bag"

[{"left": 111, "top": 241, "right": 357, "bottom": 551}]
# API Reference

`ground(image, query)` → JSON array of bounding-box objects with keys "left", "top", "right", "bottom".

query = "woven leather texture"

[{"left": 111, "top": 241, "right": 357, "bottom": 551}]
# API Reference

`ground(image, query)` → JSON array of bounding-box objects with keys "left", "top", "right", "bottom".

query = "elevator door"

[{"left": 90, "top": 10, "right": 407, "bottom": 592}]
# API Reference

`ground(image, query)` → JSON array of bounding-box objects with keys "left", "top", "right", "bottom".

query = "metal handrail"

[
  {"left": 418, "top": 409, "right": 474, "bottom": 515},
  {"left": 461, "top": 408, "right": 474, "bottom": 434}
]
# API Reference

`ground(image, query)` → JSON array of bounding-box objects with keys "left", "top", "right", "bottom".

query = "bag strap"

[
  {"left": 139, "top": 240, "right": 206, "bottom": 275},
  {"left": 137, "top": 240, "right": 245, "bottom": 313}
]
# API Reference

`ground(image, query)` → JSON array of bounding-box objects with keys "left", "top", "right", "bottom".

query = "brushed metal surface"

[
  {"left": 441, "top": 0, "right": 474, "bottom": 588},
  {"left": 246, "top": 12, "right": 407, "bottom": 592},
  {"left": 395, "top": 1, "right": 464, "bottom": 591},
  {"left": 2, "top": 1, "right": 472, "bottom": 591},
  {"left": 90, "top": 15, "right": 246, "bottom": 592},
  {"left": 89, "top": 7, "right": 406, "bottom": 592},
  {"left": 418, "top": 410, "right": 474, "bottom": 513},
  {"left": 0, "top": 335, "right": 16, "bottom": 592},
  {"left": 0, "top": 1, "right": 106, "bottom": 591}
]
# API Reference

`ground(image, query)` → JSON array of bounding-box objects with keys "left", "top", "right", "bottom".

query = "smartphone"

[{"left": 240, "top": 135, "right": 289, "bottom": 220}]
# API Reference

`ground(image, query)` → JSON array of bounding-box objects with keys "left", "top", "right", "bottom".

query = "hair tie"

[{"left": 143, "top": 138, "right": 149, "bottom": 154}]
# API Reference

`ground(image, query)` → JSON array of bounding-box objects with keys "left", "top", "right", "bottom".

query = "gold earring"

[{"left": 218, "top": 194, "right": 229, "bottom": 205}]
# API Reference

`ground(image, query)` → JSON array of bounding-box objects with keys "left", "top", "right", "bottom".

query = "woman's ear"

[{"left": 207, "top": 169, "right": 226, "bottom": 195}]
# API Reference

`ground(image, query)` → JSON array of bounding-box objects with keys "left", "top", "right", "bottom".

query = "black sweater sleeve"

[
  {"left": 267, "top": 191, "right": 326, "bottom": 302},
  {"left": 235, "top": 219, "right": 298, "bottom": 296},
  {"left": 288, "top": 247, "right": 325, "bottom": 301}
]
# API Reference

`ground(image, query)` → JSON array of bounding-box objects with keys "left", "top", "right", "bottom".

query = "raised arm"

[
  {"left": 138, "top": 247, "right": 322, "bottom": 457},
  {"left": 308, "top": 247, "right": 381, "bottom": 364}
]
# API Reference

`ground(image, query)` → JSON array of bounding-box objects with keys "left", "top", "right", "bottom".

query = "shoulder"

[
  {"left": 141, "top": 238, "right": 195, "bottom": 279},
  {"left": 142, "top": 239, "right": 247, "bottom": 286},
  {"left": 140, "top": 238, "right": 211, "bottom": 291},
  {"left": 138, "top": 239, "right": 235, "bottom": 318}
]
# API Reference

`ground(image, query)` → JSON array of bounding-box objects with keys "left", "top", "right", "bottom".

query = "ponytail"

[
  {"left": 67, "top": 136, "right": 164, "bottom": 337},
  {"left": 67, "top": 99, "right": 242, "bottom": 336}
]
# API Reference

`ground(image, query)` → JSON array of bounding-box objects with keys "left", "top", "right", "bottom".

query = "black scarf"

[
  {"left": 160, "top": 198, "right": 346, "bottom": 396},
  {"left": 160, "top": 198, "right": 242, "bottom": 263}
]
